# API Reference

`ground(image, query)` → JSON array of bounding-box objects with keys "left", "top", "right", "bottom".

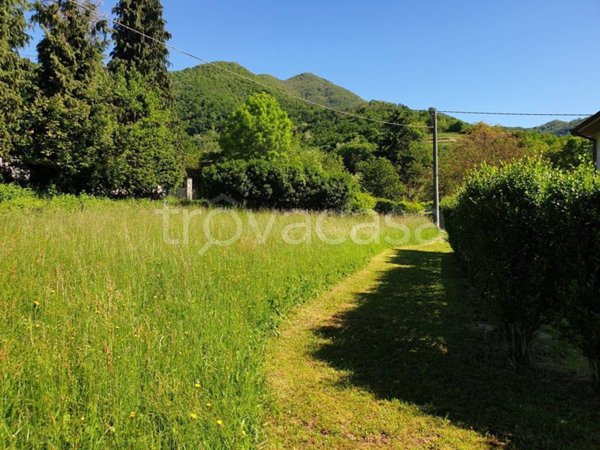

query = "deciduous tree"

[
  {"left": 220, "top": 93, "right": 293, "bottom": 160},
  {"left": 357, "top": 157, "right": 405, "bottom": 201},
  {"left": 440, "top": 123, "right": 529, "bottom": 196}
]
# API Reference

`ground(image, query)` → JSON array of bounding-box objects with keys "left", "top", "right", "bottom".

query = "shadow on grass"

[{"left": 313, "top": 248, "right": 600, "bottom": 450}]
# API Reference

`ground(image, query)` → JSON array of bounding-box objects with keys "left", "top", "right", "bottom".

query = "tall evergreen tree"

[
  {"left": 34, "top": 0, "right": 107, "bottom": 97},
  {"left": 0, "top": 0, "right": 30, "bottom": 163},
  {"left": 110, "top": 0, "right": 171, "bottom": 95},
  {"left": 22, "top": 0, "right": 115, "bottom": 192}
]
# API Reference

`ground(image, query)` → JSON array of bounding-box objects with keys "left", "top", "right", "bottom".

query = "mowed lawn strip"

[{"left": 265, "top": 241, "right": 600, "bottom": 450}]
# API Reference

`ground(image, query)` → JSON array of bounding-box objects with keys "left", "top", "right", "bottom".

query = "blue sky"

[{"left": 25, "top": 0, "right": 600, "bottom": 127}]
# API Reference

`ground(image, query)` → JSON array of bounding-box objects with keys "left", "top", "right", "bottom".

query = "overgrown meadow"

[{"left": 0, "top": 203, "right": 438, "bottom": 448}]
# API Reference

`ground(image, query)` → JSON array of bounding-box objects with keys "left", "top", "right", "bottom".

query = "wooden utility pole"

[{"left": 431, "top": 108, "right": 440, "bottom": 228}]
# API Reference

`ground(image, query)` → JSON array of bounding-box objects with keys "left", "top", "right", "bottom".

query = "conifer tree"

[
  {"left": 23, "top": 0, "right": 115, "bottom": 192},
  {"left": 34, "top": 0, "right": 107, "bottom": 97},
  {"left": 110, "top": 0, "right": 171, "bottom": 95},
  {"left": 0, "top": 0, "right": 30, "bottom": 163}
]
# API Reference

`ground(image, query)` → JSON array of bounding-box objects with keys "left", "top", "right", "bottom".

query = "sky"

[{"left": 25, "top": 0, "right": 600, "bottom": 127}]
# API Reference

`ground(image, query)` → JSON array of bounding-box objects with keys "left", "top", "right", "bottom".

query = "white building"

[{"left": 572, "top": 112, "right": 600, "bottom": 170}]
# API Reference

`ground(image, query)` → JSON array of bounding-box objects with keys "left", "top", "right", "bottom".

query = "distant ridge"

[
  {"left": 170, "top": 62, "right": 366, "bottom": 136},
  {"left": 528, "top": 118, "right": 585, "bottom": 136}
]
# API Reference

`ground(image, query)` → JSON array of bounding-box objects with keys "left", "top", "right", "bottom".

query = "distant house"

[{"left": 572, "top": 111, "right": 600, "bottom": 170}]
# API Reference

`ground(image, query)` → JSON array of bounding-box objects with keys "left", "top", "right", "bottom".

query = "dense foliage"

[
  {"left": 23, "top": 0, "right": 112, "bottom": 192},
  {"left": 440, "top": 124, "right": 529, "bottom": 196},
  {"left": 170, "top": 62, "right": 444, "bottom": 151},
  {"left": 335, "top": 138, "right": 376, "bottom": 174},
  {"left": 439, "top": 124, "right": 593, "bottom": 197},
  {"left": 219, "top": 93, "right": 293, "bottom": 160},
  {"left": 443, "top": 161, "right": 600, "bottom": 389},
  {"left": 0, "top": 0, "right": 30, "bottom": 162},
  {"left": 4, "top": 0, "right": 183, "bottom": 197},
  {"left": 107, "top": 67, "right": 183, "bottom": 197},
  {"left": 110, "top": 0, "right": 172, "bottom": 94},
  {"left": 198, "top": 159, "right": 357, "bottom": 211},
  {"left": 356, "top": 157, "right": 404, "bottom": 201}
]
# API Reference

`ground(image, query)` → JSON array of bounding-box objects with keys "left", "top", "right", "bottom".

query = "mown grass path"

[{"left": 264, "top": 242, "right": 600, "bottom": 449}]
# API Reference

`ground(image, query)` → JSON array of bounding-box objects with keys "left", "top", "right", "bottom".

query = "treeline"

[
  {"left": 439, "top": 124, "right": 593, "bottom": 196},
  {"left": 0, "top": 0, "right": 183, "bottom": 198},
  {"left": 172, "top": 61, "right": 592, "bottom": 211},
  {"left": 443, "top": 161, "right": 600, "bottom": 391},
  {"left": 194, "top": 91, "right": 440, "bottom": 212}
]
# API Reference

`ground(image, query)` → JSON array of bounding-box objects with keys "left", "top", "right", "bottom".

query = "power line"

[
  {"left": 438, "top": 110, "right": 590, "bottom": 117},
  {"left": 72, "top": 0, "right": 432, "bottom": 130}
]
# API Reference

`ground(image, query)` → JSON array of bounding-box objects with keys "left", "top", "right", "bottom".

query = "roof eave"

[{"left": 571, "top": 111, "right": 600, "bottom": 140}]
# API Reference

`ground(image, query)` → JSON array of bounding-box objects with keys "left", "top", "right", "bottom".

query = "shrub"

[
  {"left": 543, "top": 167, "right": 600, "bottom": 389},
  {"left": 349, "top": 192, "right": 376, "bottom": 214},
  {"left": 336, "top": 139, "right": 376, "bottom": 174},
  {"left": 372, "top": 198, "right": 427, "bottom": 216},
  {"left": 0, "top": 183, "right": 36, "bottom": 202},
  {"left": 398, "top": 199, "right": 425, "bottom": 214},
  {"left": 197, "top": 159, "right": 356, "bottom": 211},
  {"left": 443, "top": 161, "right": 554, "bottom": 364},
  {"left": 444, "top": 159, "right": 600, "bottom": 389},
  {"left": 374, "top": 198, "right": 399, "bottom": 215}
]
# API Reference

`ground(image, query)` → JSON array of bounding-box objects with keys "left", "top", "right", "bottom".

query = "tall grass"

[{"left": 0, "top": 203, "right": 438, "bottom": 448}]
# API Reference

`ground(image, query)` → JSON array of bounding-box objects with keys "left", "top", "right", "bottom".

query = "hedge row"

[
  {"left": 443, "top": 160, "right": 600, "bottom": 389},
  {"left": 374, "top": 198, "right": 426, "bottom": 215},
  {"left": 197, "top": 159, "right": 357, "bottom": 211},
  {"left": 0, "top": 183, "right": 129, "bottom": 211}
]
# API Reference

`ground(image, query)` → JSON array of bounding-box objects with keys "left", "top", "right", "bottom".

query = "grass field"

[
  {"left": 0, "top": 203, "right": 438, "bottom": 449},
  {"left": 266, "top": 242, "right": 600, "bottom": 449}
]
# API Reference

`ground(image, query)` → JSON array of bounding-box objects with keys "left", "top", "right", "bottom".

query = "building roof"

[{"left": 572, "top": 111, "right": 600, "bottom": 140}]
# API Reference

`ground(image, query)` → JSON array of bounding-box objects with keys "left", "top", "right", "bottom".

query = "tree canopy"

[
  {"left": 0, "top": 0, "right": 30, "bottom": 160},
  {"left": 219, "top": 92, "right": 293, "bottom": 160},
  {"left": 111, "top": 0, "right": 171, "bottom": 95}
]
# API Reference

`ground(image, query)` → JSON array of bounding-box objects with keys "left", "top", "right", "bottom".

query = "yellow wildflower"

[
  {"left": 189, "top": 413, "right": 198, "bottom": 420},
  {"left": 216, "top": 419, "right": 223, "bottom": 427}
]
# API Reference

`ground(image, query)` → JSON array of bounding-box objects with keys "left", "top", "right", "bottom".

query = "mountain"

[
  {"left": 171, "top": 62, "right": 364, "bottom": 135},
  {"left": 528, "top": 118, "right": 585, "bottom": 136},
  {"left": 170, "top": 62, "right": 469, "bottom": 151},
  {"left": 170, "top": 62, "right": 430, "bottom": 149}
]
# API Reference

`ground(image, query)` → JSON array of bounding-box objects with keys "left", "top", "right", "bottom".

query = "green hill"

[
  {"left": 529, "top": 118, "right": 585, "bottom": 136},
  {"left": 171, "top": 62, "right": 364, "bottom": 136},
  {"left": 170, "top": 62, "right": 472, "bottom": 150},
  {"left": 283, "top": 72, "right": 364, "bottom": 110}
]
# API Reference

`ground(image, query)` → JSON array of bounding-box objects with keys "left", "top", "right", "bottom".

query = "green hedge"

[
  {"left": 374, "top": 198, "right": 426, "bottom": 215},
  {"left": 0, "top": 183, "right": 37, "bottom": 202},
  {"left": 443, "top": 160, "right": 600, "bottom": 387},
  {"left": 0, "top": 183, "right": 142, "bottom": 211},
  {"left": 197, "top": 159, "right": 357, "bottom": 211}
]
